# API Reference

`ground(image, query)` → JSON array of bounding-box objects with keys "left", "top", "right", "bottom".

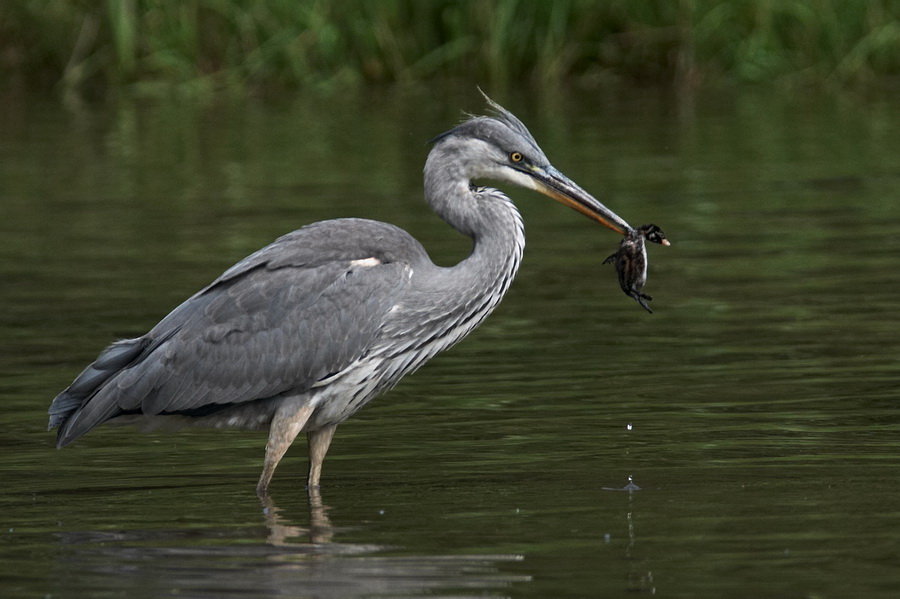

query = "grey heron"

[{"left": 48, "top": 94, "right": 633, "bottom": 495}]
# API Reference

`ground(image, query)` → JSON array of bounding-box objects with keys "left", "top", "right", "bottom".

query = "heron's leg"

[
  {"left": 257, "top": 402, "right": 315, "bottom": 496},
  {"left": 307, "top": 424, "right": 337, "bottom": 489}
]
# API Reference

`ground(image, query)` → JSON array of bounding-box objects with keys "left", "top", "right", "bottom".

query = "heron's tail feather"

[{"left": 48, "top": 337, "right": 150, "bottom": 445}]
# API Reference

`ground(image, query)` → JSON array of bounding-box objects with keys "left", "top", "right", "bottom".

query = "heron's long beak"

[{"left": 527, "top": 165, "right": 631, "bottom": 235}]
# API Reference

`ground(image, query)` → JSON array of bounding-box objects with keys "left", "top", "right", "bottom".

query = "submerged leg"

[
  {"left": 307, "top": 424, "right": 337, "bottom": 489},
  {"left": 257, "top": 402, "right": 315, "bottom": 496}
]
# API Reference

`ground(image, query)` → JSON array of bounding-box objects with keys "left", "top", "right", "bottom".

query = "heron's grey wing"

[
  {"left": 53, "top": 221, "right": 419, "bottom": 446},
  {"left": 167, "top": 260, "right": 408, "bottom": 407}
]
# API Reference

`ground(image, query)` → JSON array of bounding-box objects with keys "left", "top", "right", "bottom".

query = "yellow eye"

[{"left": 510, "top": 152, "right": 524, "bottom": 163}]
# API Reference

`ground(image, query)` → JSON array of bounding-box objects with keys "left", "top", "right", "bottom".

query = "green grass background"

[{"left": 2, "top": 0, "right": 899, "bottom": 96}]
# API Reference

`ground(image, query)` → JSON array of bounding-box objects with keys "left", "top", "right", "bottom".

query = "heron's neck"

[
  {"left": 463, "top": 184, "right": 525, "bottom": 284},
  {"left": 375, "top": 168, "right": 525, "bottom": 361},
  {"left": 429, "top": 189, "right": 524, "bottom": 309},
  {"left": 423, "top": 149, "right": 525, "bottom": 302}
]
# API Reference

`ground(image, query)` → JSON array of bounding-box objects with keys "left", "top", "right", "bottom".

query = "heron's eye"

[{"left": 509, "top": 152, "right": 524, "bottom": 163}]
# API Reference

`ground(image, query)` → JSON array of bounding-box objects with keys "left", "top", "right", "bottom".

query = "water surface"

[{"left": 2, "top": 86, "right": 899, "bottom": 598}]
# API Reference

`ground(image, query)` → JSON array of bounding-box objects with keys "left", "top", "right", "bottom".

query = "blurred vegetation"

[{"left": 1, "top": 0, "right": 899, "bottom": 97}]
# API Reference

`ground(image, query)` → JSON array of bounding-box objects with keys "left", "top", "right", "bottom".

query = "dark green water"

[{"left": 2, "top": 86, "right": 899, "bottom": 598}]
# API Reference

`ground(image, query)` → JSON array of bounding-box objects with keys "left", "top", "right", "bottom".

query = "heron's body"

[{"left": 49, "top": 95, "right": 634, "bottom": 495}]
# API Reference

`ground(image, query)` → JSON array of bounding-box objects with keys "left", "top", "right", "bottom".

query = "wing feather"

[
  {"left": 142, "top": 260, "right": 410, "bottom": 415},
  {"left": 52, "top": 219, "right": 424, "bottom": 446}
]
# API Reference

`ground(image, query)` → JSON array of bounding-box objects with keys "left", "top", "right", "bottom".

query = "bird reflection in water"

[
  {"left": 53, "top": 489, "right": 531, "bottom": 597},
  {"left": 253, "top": 489, "right": 532, "bottom": 596},
  {"left": 260, "top": 488, "right": 336, "bottom": 547}
]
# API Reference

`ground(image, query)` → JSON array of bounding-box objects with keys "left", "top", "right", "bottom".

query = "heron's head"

[{"left": 428, "top": 92, "right": 631, "bottom": 235}]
